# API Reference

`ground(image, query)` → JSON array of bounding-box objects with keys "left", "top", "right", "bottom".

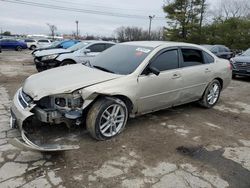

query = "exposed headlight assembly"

[
  {"left": 53, "top": 91, "right": 84, "bottom": 109},
  {"left": 41, "top": 54, "right": 59, "bottom": 61}
]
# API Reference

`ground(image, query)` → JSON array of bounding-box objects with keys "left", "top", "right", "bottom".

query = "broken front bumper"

[{"left": 9, "top": 89, "right": 79, "bottom": 151}]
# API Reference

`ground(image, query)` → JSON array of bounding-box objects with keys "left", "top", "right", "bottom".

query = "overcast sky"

[{"left": 0, "top": 0, "right": 219, "bottom": 37}]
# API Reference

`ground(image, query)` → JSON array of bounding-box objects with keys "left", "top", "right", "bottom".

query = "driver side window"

[{"left": 150, "top": 49, "right": 179, "bottom": 72}]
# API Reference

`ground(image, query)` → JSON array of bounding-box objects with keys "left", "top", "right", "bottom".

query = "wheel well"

[
  {"left": 87, "top": 94, "right": 133, "bottom": 113},
  {"left": 214, "top": 78, "right": 223, "bottom": 89},
  {"left": 62, "top": 59, "right": 76, "bottom": 64},
  {"left": 113, "top": 95, "right": 133, "bottom": 113}
]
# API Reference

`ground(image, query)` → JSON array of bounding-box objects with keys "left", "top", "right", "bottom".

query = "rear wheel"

[
  {"left": 86, "top": 97, "right": 128, "bottom": 140},
  {"left": 199, "top": 80, "right": 221, "bottom": 108},
  {"left": 16, "top": 46, "right": 22, "bottom": 51}
]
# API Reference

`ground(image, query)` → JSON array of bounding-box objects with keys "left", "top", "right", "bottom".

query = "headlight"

[
  {"left": 53, "top": 92, "right": 84, "bottom": 109},
  {"left": 41, "top": 54, "right": 58, "bottom": 61}
]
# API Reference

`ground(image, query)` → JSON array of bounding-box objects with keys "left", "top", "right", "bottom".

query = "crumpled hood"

[
  {"left": 233, "top": 55, "right": 250, "bottom": 63},
  {"left": 23, "top": 64, "right": 121, "bottom": 100},
  {"left": 34, "top": 48, "right": 71, "bottom": 57}
]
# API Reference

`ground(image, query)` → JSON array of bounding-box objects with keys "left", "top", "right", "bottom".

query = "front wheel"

[
  {"left": 86, "top": 97, "right": 128, "bottom": 140},
  {"left": 199, "top": 80, "right": 221, "bottom": 108}
]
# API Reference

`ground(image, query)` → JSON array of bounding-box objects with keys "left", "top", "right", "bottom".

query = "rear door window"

[
  {"left": 180, "top": 49, "right": 205, "bottom": 67},
  {"left": 87, "top": 44, "right": 106, "bottom": 52},
  {"left": 38, "top": 40, "right": 49, "bottom": 43},
  {"left": 150, "top": 49, "right": 179, "bottom": 72}
]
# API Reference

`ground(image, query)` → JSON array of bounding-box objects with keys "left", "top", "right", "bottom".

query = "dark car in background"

[
  {"left": 202, "top": 45, "right": 233, "bottom": 60},
  {"left": 230, "top": 48, "right": 250, "bottom": 78},
  {"left": 0, "top": 39, "right": 28, "bottom": 51},
  {"left": 32, "top": 40, "right": 80, "bottom": 54}
]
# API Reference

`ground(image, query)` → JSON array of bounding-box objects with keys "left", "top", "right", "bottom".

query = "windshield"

[
  {"left": 242, "top": 49, "right": 250, "bottom": 56},
  {"left": 91, "top": 44, "right": 153, "bottom": 75},
  {"left": 68, "top": 41, "right": 90, "bottom": 51},
  {"left": 49, "top": 41, "right": 61, "bottom": 48}
]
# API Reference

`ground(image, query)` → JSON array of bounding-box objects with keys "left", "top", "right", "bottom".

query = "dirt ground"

[{"left": 0, "top": 50, "right": 249, "bottom": 188}]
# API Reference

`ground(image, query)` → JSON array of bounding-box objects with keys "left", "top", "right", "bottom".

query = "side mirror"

[
  {"left": 148, "top": 66, "right": 160, "bottom": 76},
  {"left": 83, "top": 49, "right": 91, "bottom": 54}
]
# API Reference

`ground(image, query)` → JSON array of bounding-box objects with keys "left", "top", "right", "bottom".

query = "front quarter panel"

[{"left": 80, "top": 75, "right": 139, "bottom": 113}]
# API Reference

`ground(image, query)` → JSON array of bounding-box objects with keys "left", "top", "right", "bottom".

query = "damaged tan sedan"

[{"left": 10, "top": 41, "right": 232, "bottom": 151}]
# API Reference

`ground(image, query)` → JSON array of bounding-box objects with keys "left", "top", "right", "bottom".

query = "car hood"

[
  {"left": 34, "top": 48, "right": 71, "bottom": 57},
  {"left": 23, "top": 64, "right": 121, "bottom": 100},
  {"left": 233, "top": 56, "right": 250, "bottom": 63}
]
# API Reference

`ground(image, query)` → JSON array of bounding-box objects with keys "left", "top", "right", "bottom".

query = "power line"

[
  {"left": 47, "top": 0, "right": 161, "bottom": 13},
  {"left": 0, "top": 0, "right": 166, "bottom": 20}
]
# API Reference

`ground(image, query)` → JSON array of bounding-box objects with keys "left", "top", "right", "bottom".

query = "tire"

[
  {"left": 60, "top": 60, "right": 75, "bottom": 66},
  {"left": 199, "top": 80, "right": 221, "bottom": 108},
  {"left": 86, "top": 97, "right": 128, "bottom": 141},
  {"left": 232, "top": 74, "right": 236, "bottom": 79},
  {"left": 16, "top": 46, "right": 22, "bottom": 51},
  {"left": 30, "top": 45, "right": 36, "bottom": 50}
]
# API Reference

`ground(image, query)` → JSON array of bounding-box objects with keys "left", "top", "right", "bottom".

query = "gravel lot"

[{"left": 0, "top": 50, "right": 250, "bottom": 188}]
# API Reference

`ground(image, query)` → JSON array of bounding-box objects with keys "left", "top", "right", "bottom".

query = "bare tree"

[
  {"left": 115, "top": 26, "right": 164, "bottom": 42},
  {"left": 221, "top": 0, "right": 250, "bottom": 19},
  {"left": 47, "top": 23, "right": 57, "bottom": 39}
]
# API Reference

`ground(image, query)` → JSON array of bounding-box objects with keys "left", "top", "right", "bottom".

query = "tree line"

[{"left": 114, "top": 0, "right": 250, "bottom": 50}]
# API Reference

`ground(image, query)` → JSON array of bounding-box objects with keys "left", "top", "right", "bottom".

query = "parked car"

[
  {"left": 230, "top": 48, "right": 250, "bottom": 78},
  {"left": 32, "top": 40, "right": 80, "bottom": 54},
  {"left": 36, "top": 39, "right": 52, "bottom": 48},
  {"left": 23, "top": 39, "right": 38, "bottom": 50},
  {"left": 202, "top": 45, "right": 233, "bottom": 60},
  {"left": 0, "top": 39, "right": 28, "bottom": 51},
  {"left": 33, "top": 40, "right": 115, "bottom": 72},
  {"left": 10, "top": 41, "right": 232, "bottom": 151}
]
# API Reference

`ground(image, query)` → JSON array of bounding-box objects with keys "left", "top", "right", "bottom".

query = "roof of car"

[{"left": 121, "top": 41, "right": 201, "bottom": 48}]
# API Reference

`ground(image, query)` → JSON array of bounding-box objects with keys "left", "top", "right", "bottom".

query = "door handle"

[{"left": 172, "top": 73, "right": 181, "bottom": 79}]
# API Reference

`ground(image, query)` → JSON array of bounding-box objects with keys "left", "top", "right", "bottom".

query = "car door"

[
  {"left": 178, "top": 47, "right": 214, "bottom": 103},
  {"left": 0, "top": 40, "right": 7, "bottom": 49},
  {"left": 137, "top": 48, "right": 183, "bottom": 113}
]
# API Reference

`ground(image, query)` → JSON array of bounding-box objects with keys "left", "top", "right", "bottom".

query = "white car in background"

[
  {"left": 23, "top": 39, "right": 38, "bottom": 50},
  {"left": 33, "top": 40, "right": 115, "bottom": 72},
  {"left": 36, "top": 39, "right": 52, "bottom": 49}
]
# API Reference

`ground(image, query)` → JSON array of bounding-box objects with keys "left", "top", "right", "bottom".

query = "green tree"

[
  {"left": 2, "top": 31, "right": 11, "bottom": 36},
  {"left": 163, "top": 0, "right": 207, "bottom": 43},
  {"left": 202, "top": 18, "right": 250, "bottom": 50}
]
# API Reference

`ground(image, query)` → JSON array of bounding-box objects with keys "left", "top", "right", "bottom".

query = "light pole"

[
  {"left": 75, "top": 20, "right": 79, "bottom": 39},
  {"left": 148, "top": 15, "right": 155, "bottom": 40}
]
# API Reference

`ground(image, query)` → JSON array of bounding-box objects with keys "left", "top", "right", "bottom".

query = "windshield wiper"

[{"left": 93, "top": 65, "right": 114, "bottom": 73}]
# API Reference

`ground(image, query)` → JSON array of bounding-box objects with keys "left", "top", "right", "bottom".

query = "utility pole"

[
  {"left": 148, "top": 15, "right": 155, "bottom": 40},
  {"left": 75, "top": 20, "right": 79, "bottom": 39}
]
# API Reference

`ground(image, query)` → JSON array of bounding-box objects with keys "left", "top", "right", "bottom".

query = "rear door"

[
  {"left": 137, "top": 48, "right": 183, "bottom": 113},
  {"left": 178, "top": 47, "right": 214, "bottom": 103}
]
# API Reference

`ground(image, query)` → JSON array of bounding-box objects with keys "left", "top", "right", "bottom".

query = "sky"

[{"left": 0, "top": 0, "right": 219, "bottom": 37}]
